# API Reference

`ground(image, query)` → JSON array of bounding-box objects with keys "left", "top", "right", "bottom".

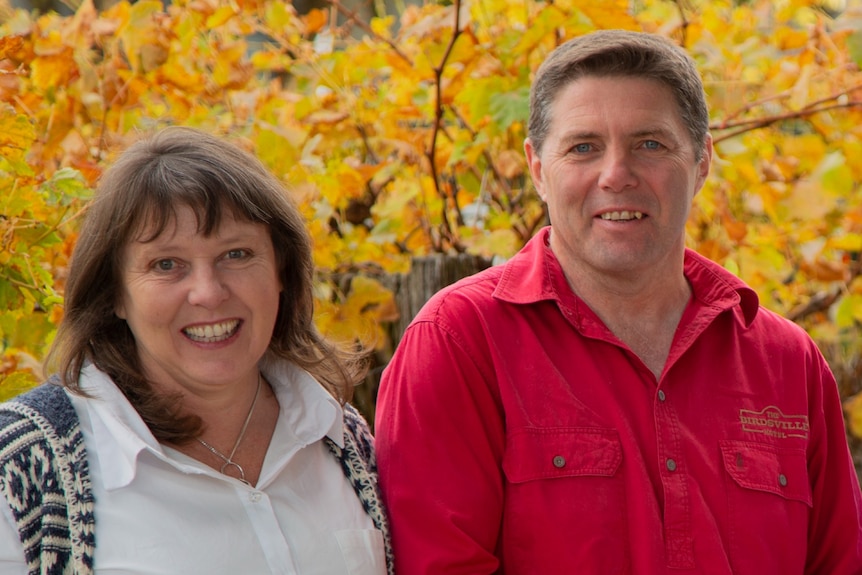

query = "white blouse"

[{"left": 0, "top": 361, "right": 386, "bottom": 575}]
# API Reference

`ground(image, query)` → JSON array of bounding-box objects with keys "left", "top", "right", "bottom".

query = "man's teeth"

[
  {"left": 600, "top": 211, "right": 644, "bottom": 221},
  {"left": 184, "top": 320, "right": 239, "bottom": 342}
]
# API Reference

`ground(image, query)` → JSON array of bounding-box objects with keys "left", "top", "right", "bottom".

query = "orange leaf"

[
  {"left": 303, "top": 8, "right": 328, "bottom": 34},
  {"left": 0, "top": 36, "right": 25, "bottom": 60},
  {"left": 30, "top": 48, "right": 77, "bottom": 90},
  {"left": 800, "top": 258, "right": 848, "bottom": 282}
]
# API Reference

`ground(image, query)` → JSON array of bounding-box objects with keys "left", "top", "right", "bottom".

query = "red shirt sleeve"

[
  {"left": 804, "top": 357, "right": 862, "bottom": 574},
  {"left": 375, "top": 316, "right": 505, "bottom": 574}
]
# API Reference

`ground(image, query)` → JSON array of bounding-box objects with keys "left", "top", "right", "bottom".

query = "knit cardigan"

[{"left": 0, "top": 381, "right": 393, "bottom": 575}]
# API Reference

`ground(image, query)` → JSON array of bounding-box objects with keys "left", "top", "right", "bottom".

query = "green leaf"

[
  {"left": 41, "top": 167, "right": 91, "bottom": 206},
  {"left": 489, "top": 86, "right": 530, "bottom": 130},
  {"left": 846, "top": 30, "right": 862, "bottom": 68}
]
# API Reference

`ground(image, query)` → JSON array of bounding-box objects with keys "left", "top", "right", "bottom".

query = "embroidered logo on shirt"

[{"left": 739, "top": 406, "right": 810, "bottom": 439}]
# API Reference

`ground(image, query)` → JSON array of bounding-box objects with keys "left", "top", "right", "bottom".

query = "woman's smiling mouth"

[{"left": 183, "top": 320, "right": 241, "bottom": 343}]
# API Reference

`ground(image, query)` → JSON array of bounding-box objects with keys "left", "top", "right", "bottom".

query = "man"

[{"left": 374, "top": 29, "right": 862, "bottom": 574}]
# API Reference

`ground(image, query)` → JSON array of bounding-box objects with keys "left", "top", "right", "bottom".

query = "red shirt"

[{"left": 375, "top": 227, "right": 862, "bottom": 574}]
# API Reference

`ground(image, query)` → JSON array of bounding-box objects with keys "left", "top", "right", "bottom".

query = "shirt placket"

[{"left": 655, "top": 385, "right": 695, "bottom": 569}]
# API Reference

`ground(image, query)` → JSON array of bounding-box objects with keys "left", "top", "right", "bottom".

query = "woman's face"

[{"left": 116, "top": 205, "right": 282, "bottom": 398}]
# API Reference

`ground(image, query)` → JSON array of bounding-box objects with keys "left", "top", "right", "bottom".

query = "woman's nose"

[{"left": 186, "top": 266, "right": 229, "bottom": 307}]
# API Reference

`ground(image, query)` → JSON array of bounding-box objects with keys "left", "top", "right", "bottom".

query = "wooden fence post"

[
  {"left": 354, "top": 253, "right": 493, "bottom": 427},
  {"left": 385, "top": 253, "right": 493, "bottom": 347}
]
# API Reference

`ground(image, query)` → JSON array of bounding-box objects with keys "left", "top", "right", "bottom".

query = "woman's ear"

[{"left": 115, "top": 298, "right": 126, "bottom": 320}]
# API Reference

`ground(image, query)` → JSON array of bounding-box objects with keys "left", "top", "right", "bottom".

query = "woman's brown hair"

[{"left": 46, "top": 126, "right": 365, "bottom": 443}]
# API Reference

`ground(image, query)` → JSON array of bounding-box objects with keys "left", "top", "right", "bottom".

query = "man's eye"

[
  {"left": 573, "top": 143, "right": 592, "bottom": 153},
  {"left": 643, "top": 140, "right": 662, "bottom": 150}
]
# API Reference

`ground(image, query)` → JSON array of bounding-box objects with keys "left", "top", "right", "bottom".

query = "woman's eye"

[{"left": 154, "top": 259, "right": 176, "bottom": 271}]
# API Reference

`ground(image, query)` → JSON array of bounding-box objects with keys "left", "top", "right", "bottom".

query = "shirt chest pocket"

[
  {"left": 720, "top": 440, "right": 812, "bottom": 574},
  {"left": 503, "top": 427, "right": 622, "bottom": 482},
  {"left": 501, "top": 427, "right": 629, "bottom": 573},
  {"left": 720, "top": 440, "right": 811, "bottom": 504}
]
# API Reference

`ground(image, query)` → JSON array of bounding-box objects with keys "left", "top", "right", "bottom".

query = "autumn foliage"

[{"left": 2, "top": 0, "right": 862, "bottom": 441}]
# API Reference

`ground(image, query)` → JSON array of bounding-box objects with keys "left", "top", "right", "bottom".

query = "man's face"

[{"left": 525, "top": 75, "right": 712, "bottom": 283}]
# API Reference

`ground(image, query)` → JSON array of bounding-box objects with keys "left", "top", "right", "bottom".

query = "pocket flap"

[
  {"left": 503, "top": 427, "right": 622, "bottom": 484},
  {"left": 720, "top": 440, "right": 812, "bottom": 506}
]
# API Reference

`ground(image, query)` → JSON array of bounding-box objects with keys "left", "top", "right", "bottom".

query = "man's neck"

[{"left": 558, "top": 253, "right": 692, "bottom": 380}]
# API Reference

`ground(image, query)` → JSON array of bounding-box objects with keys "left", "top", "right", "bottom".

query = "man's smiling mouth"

[{"left": 600, "top": 211, "right": 645, "bottom": 221}]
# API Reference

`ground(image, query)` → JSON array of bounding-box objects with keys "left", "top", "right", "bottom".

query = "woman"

[{"left": 0, "top": 127, "right": 392, "bottom": 574}]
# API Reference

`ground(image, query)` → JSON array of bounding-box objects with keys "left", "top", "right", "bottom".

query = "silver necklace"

[{"left": 197, "top": 373, "right": 262, "bottom": 485}]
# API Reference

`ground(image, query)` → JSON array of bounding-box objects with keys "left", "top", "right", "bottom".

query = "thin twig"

[
  {"left": 324, "top": 0, "right": 413, "bottom": 66},
  {"left": 712, "top": 100, "right": 862, "bottom": 143},
  {"left": 426, "top": 0, "right": 464, "bottom": 252}
]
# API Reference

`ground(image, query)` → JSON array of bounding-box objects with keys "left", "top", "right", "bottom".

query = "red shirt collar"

[{"left": 493, "top": 226, "right": 760, "bottom": 327}]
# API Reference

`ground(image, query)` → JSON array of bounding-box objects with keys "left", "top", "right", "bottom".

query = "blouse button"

[
  {"left": 552, "top": 455, "right": 566, "bottom": 468},
  {"left": 778, "top": 474, "right": 788, "bottom": 487},
  {"left": 657, "top": 390, "right": 666, "bottom": 402},
  {"left": 249, "top": 492, "right": 262, "bottom": 503},
  {"left": 666, "top": 458, "right": 677, "bottom": 472}
]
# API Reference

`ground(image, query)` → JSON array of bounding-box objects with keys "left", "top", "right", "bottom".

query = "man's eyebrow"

[
  {"left": 630, "top": 127, "right": 677, "bottom": 140},
  {"left": 557, "top": 131, "right": 601, "bottom": 147},
  {"left": 556, "top": 127, "right": 681, "bottom": 146}
]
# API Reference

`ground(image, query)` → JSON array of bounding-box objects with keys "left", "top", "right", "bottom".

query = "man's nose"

[{"left": 597, "top": 147, "right": 638, "bottom": 192}]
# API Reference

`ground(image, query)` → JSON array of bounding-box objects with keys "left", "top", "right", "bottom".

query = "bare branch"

[
  {"left": 711, "top": 100, "right": 862, "bottom": 143},
  {"left": 323, "top": 0, "right": 413, "bottom": 66},
  {"left": 426, "top": 0, "right": 465, "bottom": 252}
]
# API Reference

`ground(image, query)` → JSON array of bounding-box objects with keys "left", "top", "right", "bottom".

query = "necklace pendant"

[
  {"left": 196, "top": 373, "right": 262, "bottom": 487},
  {"left": 220, "top": 460, "right": 248, "bottom": 484}
]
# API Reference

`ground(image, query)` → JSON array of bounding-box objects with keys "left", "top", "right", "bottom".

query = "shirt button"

[
  {"left": 778, "top": 474, "right": 788, "bottom": 487},
  {"left": 657, "top": 390, "right": 666, "bottom": 402},
  {"left": 249, "top": 492, "right": 262, "bottom": 503},
  {"left": 666, "top": 458, "right": 677, "bottom": 472},
  {"left": 552, "top": 455, "right": 566, "bottom": 468}
]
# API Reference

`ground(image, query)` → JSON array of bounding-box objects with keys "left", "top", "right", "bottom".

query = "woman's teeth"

[{"left": 184, "top": 320, "right": 239, "bottom": 342}]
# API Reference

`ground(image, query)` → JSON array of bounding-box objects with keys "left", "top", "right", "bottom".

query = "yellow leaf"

[
  {"left": 0, "top": 370, "right": 38, "bottom": 402},
  {"left": 206, "top": 5, "right": 236, "bottom": 28},
  {"left": 578, "top": 1, "right": 639, "bottom": 30},
  {"left": 264, "top": 2, "right": 297, "bottom": 31},
  {"left": 370, "top": 15, "right": 395, "bottom": 38},
  {"left": 844, "top": 393, "right": 862, "bottom": 438},
  {"left": 460, "top": 228, "right": 519, "bottom": 259},
  {"left": 775, "top": 26, "right": 809, "bottom": 50},
  {"left": 829, "top": 233, "right": 862, "bottom": 252},
  {"left": 784, "top": 180, "right": 834, "bottom": 221},
  {"left": 118, "top": 0, "right": 164, "bottom": 73},
  {"left": 344, "top": 276, "right": 397, "bottom": 322},
  {"left": 0, "top": 106, "right": 35, "bottom": 163},
  {"left": 30, "top": 48, "right": 76, "bottom": 90}
]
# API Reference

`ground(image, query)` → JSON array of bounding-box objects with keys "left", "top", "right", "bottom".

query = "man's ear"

[
  {"left": 694, "top": 133, "right": 713, "bottom": 195},
  {"left": 524, "top": 138, "right": 546, "bottom": 202}
]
